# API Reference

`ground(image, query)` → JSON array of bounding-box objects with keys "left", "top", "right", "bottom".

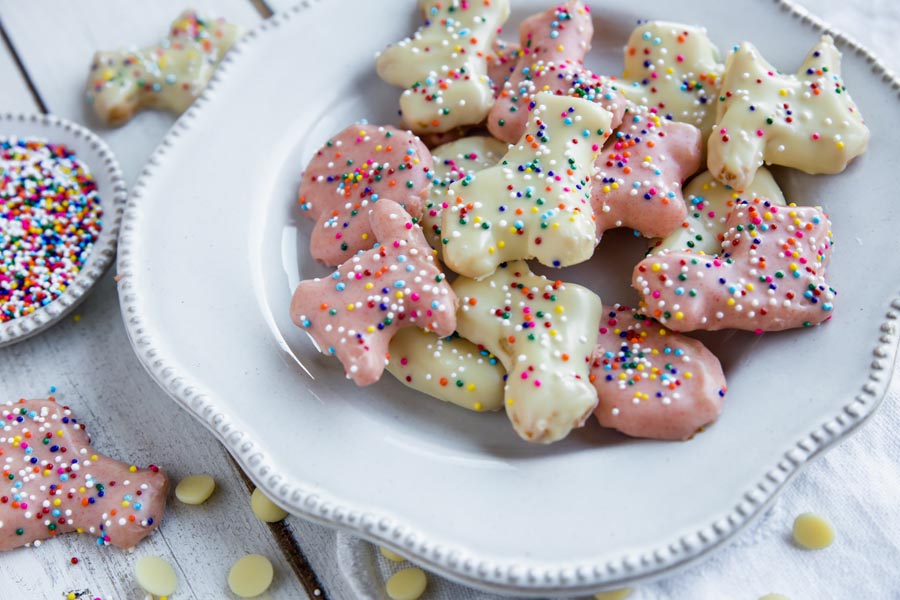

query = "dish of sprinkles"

[{"left": 0, "top": 138, "right": 102, "bottom": 323}]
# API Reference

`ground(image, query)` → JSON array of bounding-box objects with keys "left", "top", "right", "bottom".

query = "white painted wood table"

[{"left": 0, "top": 1, "right": 897, "bottom": 600}]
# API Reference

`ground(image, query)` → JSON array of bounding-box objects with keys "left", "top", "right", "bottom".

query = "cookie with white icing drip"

[
  {"left": 441, "top": 92, "right": 612, "bottom": 279},
  {"left": 376, "top": 0, "right": 511, "bottom": 134},
  {"left": 454, "top": 261, "right": 601, "bottom": 443},
  {"left": 708, "top": 35, "right": 869, "bottom": 190}
]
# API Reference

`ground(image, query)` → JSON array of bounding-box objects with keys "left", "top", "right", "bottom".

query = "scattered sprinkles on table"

[
  {"left": 0, "top": 138, "right": 101, "bottom": 324},
  {"left": 708, "top": 35, "right": 869, "bottom": 190},
  {"left": 488, "top": 0, "right": 626, "bottom": 144},
  {"left": 620, "top": 21, "right": 724, "bottom": 139},
  {"left": 634, "top": 198, "right": 836, "bottom": 332},
  {"left": 0, "top": 398, "right": 168, "bottom": 551},
  {"left": 298, "top": 124, "right": 434, "bottom": 266},
  {"left": 85, "top": 10, "right": 241, "bottom": 125},
  {"left": 454, "top": 261, "right": 602, "bottom": 443},
  {"left": 592, "top": 105, "right": 702, "bottom": 240},
  {"left": 590, "top": 304, "right": 726, "bottom": 441}
]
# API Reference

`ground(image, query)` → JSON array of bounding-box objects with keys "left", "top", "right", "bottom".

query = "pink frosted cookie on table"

[
  {"left": 297, "top": 124, "right": 434, "bottom": 266},
  {"left": 590, "top": 304, "right": 726, "bottom": 441},
  {"left": 290, "top": 199, "right": 458, "bottom": 386},
  {"left": 708, "top": 36, "right": 869, "bottom": 190},
  {"left": 0, "top": 399, "right": 168, "bottom": 551},
  {"left": 487, "top": 1, "right": 626, "bottom": 144},
  {"left": 453, "top": 261, "right": 602, "bottom": 444},
  {"left": 633, "top": 199, "right": 835, "bottom": 332},
  {"left": 592, "top": 106, "right": 702, "bottom": 241}
]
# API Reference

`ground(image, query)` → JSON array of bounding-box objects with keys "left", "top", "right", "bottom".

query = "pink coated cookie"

[
  {"left": 633, "top": 199, "right": 835, "bottom": 332},
  {"left": 593, "top": 106, "right": 702, "bottom": 240},
  {"left": 708, "top": 36, "right": 869, "bottom": 190},
  {"left": 291, "top": 199, "right": 458, "bottom": 386},
  {"left": 590, "top": 305, "right": 726, "bottom": 441},
  {"left": 487, "top": 1, "right": 626, "bottom": 144},
  {"left": 297, "top": 124, "right": 434, "bottom": 266},
  {"left": 1, "top": 399, "right": 168, "bottom": 551},
  {"left": 486, "top": 39, "right": 521, "bottom": 96}
]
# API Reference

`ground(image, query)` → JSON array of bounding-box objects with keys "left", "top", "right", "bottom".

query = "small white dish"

[
  {"left": 117, "top": 0, "right": 900, "bottom": 596},
  {"left": 0, "top": 113, "right": 127, "bottom": 347}
]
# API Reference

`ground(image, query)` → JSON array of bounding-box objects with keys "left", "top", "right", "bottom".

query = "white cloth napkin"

[{"left": 329, "top": 2, "right": 900, "bottom": 598}]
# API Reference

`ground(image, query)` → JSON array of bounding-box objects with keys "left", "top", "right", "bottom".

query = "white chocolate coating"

[
  {"left": 376, "top": 0, "right": 511, "bottom": 133},
  {"left": 621, "top": 21, "right": 724, "bottom": 140},
  {"left": 441, "top": 92, "right": 611, "bottom": 279},
  {"left": 424, "top": 135, "right": 508, "bottom": 253},
  {"left": 386, "top": 328, "right": 506, "bottom": 412},
  {"left": 454, "top": 261, "right": 601, "bottom": 443},
  {"left": 85, "top": 10, "right": 241, "bottom": 126},
  {"left": 708, "top": 36, "right": 869, "bottom": 189},
  {"left": 651, "top": 167, "right": 785, "bottom": 255}
]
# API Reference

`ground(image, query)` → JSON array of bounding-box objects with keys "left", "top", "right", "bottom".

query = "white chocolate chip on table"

[
  {"left": 621, "top": 21, "right": 724, "bottom": 141},
  {"left": 441, "top": 92, "right": 612, "bottom": 280},
  {"left": 251, "top": 488, "right": 288, "bottom": 523},
  {"left": 792, "top": 512, "right": 835, "bottom": 550},
  {"left": 453, "top": 261, "right": 602, "bottom": 443},
  {"left": 85, "top": 10, "right": 242, "bottom": 126},
  {"left": 387, "top": 328, "right": 506, "bottom": 412},
  {"left": 650, "top": 167, "right": 785, "bottom": 255},
  {"left": 228, "top": 553, "right": 275, "bottom": 598},
  {"left": 134, "top": 555, "right": 178, "bottom": 597},
  {"left": 708, "top": 35, "right": 869, "bottom": 190},
  {"left": 174, "top": 474, "right": 216, "bottom": 505},
  {"left": 386, "top": 567, "right": 428, "bottom": 600},
  {"left": 376, "top": 0, "right": 511, "bottom": 134},
  {"left": 379, "top": 546, "right": 407, "bottom": 562},
  {"left": 594, "top": 589, "right": 633, "bottom": 600}
]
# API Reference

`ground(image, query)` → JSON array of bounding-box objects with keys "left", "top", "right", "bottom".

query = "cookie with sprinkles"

[
  {"left": 633, "top": 199, "right": 835, "bottom": 332},
  {"left": 0, "top": 398, "right": 169, "bottom": 551},
  {"left": 620, "top": 21, "right": 724, "bottom": 142},
  {"left": 708, "top": 35, "right": 869, "bottom": 190},
  {"left": 291, "top": 199, "right": 458, "bottom": 386},
  {"left": 298, "top": 124, "right": 434, "bottom": 266},
  {"left": 441, "top": 92, "right": 612, "bottom": 280},
  {"left": 590, "top": 304, "right": 726, "bottom": 441},
  {"left": 454, "top": 261, "right": 602, "bottom": 443},
  {"left": 377, "top": 0, "right": 511, "bottom": 134},
  {"left": 650, "top": 167, "right": 785, "bottom": 256},
  {"left": 1, "top": 138, "right": 102, "bottom": 324},
  {"left": 487, "top": 1, "right": 626, "bottom": 144},
  {"left": 486, "top": 38, "right": 521, "bottom": 96},
  {"left": 386, "top": 329, "right": 506, "bottom": 412},
  {"left": 86, "top": 10, "right": 241, "bottom": 126},
  {"left": 423, "top": 135, "right": 508, "bottom": 254},
  {"left": 592, "top": 105, "right": 702, "bottom": 241}
]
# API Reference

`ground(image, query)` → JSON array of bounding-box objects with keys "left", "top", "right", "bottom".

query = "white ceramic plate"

[
  {"left": 118, "top": 0, "right": 900, "bottom": 595},
  {"left": 0, "top": 113, "right": 127, "bottom": 347}
]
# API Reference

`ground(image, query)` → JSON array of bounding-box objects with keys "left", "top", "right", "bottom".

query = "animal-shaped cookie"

[
  {"left": 0, "top": 399, "right": 168, "bottom": 551},
  {"left": 650, "top": 168, "right": 785, "bottom": 255},
  {"left": 454, "top": 261, "right": 602, "bottom": 443},
  {"left": 297, "top": 124, "right": 434, "bottom": 266},
  {"left": 441, "top": 92, "right": 612, "bottom": 279},
  {"left": 386, "top": 329, "right": 506, "bottom": 412},
  {"left": 487, "top": 1, "right": 626, "bottom": 144},
  {"left": 590, "top": 305, "right": 726, "bottom": 441},
  {"left": 86, "top": 10, "right": 241, "bottom": 126},
  {"left": 620, "top": 22, "right": 724, "bottom": 140},
  {"left": 376, "top": 0, "right": 511, "bottom": 134},
  {"left": 423, "top": 136, "right": 508, "bottom": 254},
  {"left": 633, "top": 199, "right": 835, "bottom": 332},
  {"left": 291, "top": 199, "right": 458, "bottom": 386},
  {"left": 592, "top": 106, "right": 702, "bottom": 240},
  {"left": 708, "top": 36, "right": 869, "bottom": 190}
]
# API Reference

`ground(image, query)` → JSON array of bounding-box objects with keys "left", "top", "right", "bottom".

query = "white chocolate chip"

[
  {"left": 228, "top": 554, "right": 275, "bottom": 598},
  {"left": 134, "top": 555, "right": 178, "bottom": 597},
  {"left": 174, "top": 474, "right": 216, "bottom": 505},
  {"left": 251, "top": 488, "right": 288, "bottom": 523},
  {"left": 386, "top": 567, "right": 428, "bottom": 600}
]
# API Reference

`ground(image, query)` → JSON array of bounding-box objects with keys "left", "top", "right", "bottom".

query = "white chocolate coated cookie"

[
  {"left": 454, "top": 261, "right": 601, "bottom": 443},
  {"left": 651, "top": 167, "right": 785, "bottom": 255},
  {"left": 424, "top": 136, "right": 508, "bottom": 253},
  {"left": 621, "top": 22, "right": 724, "bottom": 140},
  {"left": 376, "top": 0, "right": 511, "bottom": 133},
  {"left": 387, "top": 329, "right": 505, "bottom": 412},
  {"left": 441, "top": 92, "right": 611, "bottom": 279},
  {"left": 708, "top": 36, "right": 869, "bottom": 189},
  {"left": 86, "top": 10, "right": 241, "bottom": 126}
]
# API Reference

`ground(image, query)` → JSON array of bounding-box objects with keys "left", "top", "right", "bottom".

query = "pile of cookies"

[{"left": 290, "top": 1, "right": 869, "bottom": 444}]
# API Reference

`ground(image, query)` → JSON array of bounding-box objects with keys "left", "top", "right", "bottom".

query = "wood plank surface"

[
  {"left": 0, "top": 23, "right": 38, "bottom": 114},
  {"left": 0, "top": 1, "right": 318, "bottom": 598}
]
